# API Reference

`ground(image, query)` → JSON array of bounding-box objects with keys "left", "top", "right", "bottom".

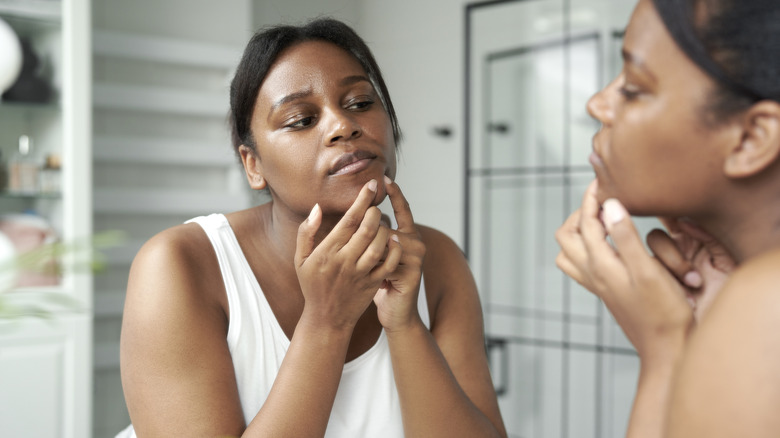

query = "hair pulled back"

[
  {"left": 229, "top": 18, "right": 402, "bottom": 153},
  {"left": 651, "top": 0, "right": 780, "bottom": 120}
]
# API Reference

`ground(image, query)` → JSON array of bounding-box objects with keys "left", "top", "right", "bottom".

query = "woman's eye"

[
  {"left": 286, "top": 116, "right": 314, "bottom": 129},
  {"left": 618, "top": 86, "right": 641, "bottom": 101},
  {"left": 347, "top": 99, "right": 374, "bottom": 110}
]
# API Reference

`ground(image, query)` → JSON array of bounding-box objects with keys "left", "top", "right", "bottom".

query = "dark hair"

[
  {"left": 651, "top": 0, "right": 780, "bottom": 121},
  {"left": 229, "top": 18, "right": 402, "bottom": 153}
]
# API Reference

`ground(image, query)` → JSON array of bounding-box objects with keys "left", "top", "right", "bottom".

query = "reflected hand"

[
  {"left": 555, "top": 180, "right": 692, "bottom": 363},
  {"left": 648, "top": 218, "right": 735, "bottom": 322}
]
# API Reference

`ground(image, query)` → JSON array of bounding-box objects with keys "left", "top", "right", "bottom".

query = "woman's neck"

[
  {"left": 694, "top": 190, "right": 780, "bottom": 264},
  {"left": 262, "top": 201, "right": 344, "bottom": 266}
]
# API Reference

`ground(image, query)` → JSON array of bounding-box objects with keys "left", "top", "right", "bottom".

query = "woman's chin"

[{"left": 372, "top": 186, "right": 388, "bottom": 206}]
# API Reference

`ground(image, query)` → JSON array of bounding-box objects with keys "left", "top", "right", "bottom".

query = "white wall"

[
  {"left": 253, "top": 0, "right": 360, "bottom": 28},
  {"left": 357, "top": 0, "right": 468, "bottom": 246}
]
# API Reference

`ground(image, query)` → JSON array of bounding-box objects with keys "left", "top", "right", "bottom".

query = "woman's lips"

[
  {"left": 331, "top": 158, "right": 373, "bottom": 176},
  {"left": 329, "top": 150, "right": 377, "bottom": 175},
  {"left": 589, "top": 150, "right": 604, "bottom": 168}
]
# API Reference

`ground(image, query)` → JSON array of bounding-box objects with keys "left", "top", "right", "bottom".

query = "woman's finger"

[
  {"left": 600, "top": 199, "right": 656, "bottom": 278},
  {"left": 326, "top": 179, "right": 379, "bottom": 247},
  {"left": 646, "top": 229, "right": 701, "bottom": 288},
  {"left": 577, "top": 182, "right": 618, "bottom": 267},
  {"left": 294, "top": 203, "right": 322, "bottom": 269},
  {"left": 676, "top": 220, "right": 736, "bottom": 273},
  {"left": 383, "top": 176, "right": 415, "bottom": 233},
  {"left": 555, "top": 214, "right": 588, "bottom": 271},
  {"left": 340, "top": 205, "right": 383, "bottom": 260},
  {"left": 355, "top": 222, "right": 390, "bottom": 273},
  {"left": 370, "top": 234, "right": 402, "bottom": 282},
  {"left": 555, "top": 252, "right": 586, "bottom": 286}
]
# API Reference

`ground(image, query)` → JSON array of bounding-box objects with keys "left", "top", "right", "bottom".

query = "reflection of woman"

[
  {"left": 117, "top": 19, "right": 506, "bottom": 438},
  {"left": 556, "top": 0, "right": 780, "bottom": 437}
]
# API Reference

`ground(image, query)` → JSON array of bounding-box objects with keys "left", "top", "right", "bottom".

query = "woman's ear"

[
  {"left": 724, "top": 101, "right": 780, "bottom": 178},
  {"left": 239, "top": 145, "right": 267, "bottom": 190}
]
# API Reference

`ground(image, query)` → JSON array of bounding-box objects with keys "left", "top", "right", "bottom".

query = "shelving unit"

[
  {"left": 90, "top": 12, "right": 250, "bottom": 434},
  {"left": 0, "top": 0, "right": 92, "bottom": 437}
]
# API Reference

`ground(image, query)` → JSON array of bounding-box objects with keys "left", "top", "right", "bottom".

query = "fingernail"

[
  {"left": 384, "top": 175, "right": 392, "bottom": 185},
  {"left": 308, "top": 203, "right": 320, "bottom": 222},
  {"left": 602, "top": 198, "right": 625, "bottom": 226},
  {"left": 684, "top": 271, "right": 702, "bottom": 288},
  {"left": 391, "top": 234, "right": 400, "bottom": 243},
  {"left": 368, "top": 179, "right": 378, "bottom": 192}
]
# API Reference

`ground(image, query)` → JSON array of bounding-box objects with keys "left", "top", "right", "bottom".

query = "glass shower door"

[{"left": 466, "top": 1, "right": 645, "bottom": 437}]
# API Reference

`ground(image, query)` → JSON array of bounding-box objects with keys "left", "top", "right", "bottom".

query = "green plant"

[{"left": 0, "top": 230, "right": 126, "bottom": 320}]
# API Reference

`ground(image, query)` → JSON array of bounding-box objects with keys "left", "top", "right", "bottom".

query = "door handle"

[{"left": 486, "top": 336, "right": 509, "bottom": 396}]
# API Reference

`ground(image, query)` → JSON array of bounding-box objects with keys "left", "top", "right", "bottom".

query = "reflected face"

[
  {"left": 245, "top": 40, "right": 396, "bottom": 216},
  {"left": 586, "top": 0, "right": 730, "bottom": 217}
]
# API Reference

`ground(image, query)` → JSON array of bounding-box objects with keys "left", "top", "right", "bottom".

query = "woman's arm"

[
  {"left": 121, "top": 180, "right": 401, "bottom": 437},
  {"left": 374, "top": 178, "right": 507, "bottom": 438},
  {"left": 555, "top": 181, "right": 693, "bottom": 438},
  {"left": 122, "top": 228, "right": 356, "bottom": 438},
  {"left": 121, "top": 226, "right": 249, "bottom": 437},
  {"left": 390, "top": 226, "right": 507, "bottom": 438}
]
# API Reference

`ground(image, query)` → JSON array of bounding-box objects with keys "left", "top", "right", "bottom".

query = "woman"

[
  {"left": 117, "top": 19, "right": 506, "bottom": 438},
  {"left": 556, "top": 0, "right": 780, "bottom": 437}
]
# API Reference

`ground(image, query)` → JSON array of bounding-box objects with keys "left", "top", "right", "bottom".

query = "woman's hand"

[
  {"left": 555, "top": 180, "right": 692, "bottom": 364},
  {"left": 373, "top": 176, "right": 426, "bottom": 333},
  {"left": 294, "top": 179, "right": 403, "bottom": 331},
  {"left": 647, "top": 218, "right": 735, "bottom": 322}
]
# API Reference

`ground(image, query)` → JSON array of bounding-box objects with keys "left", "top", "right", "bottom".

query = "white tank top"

[{"left": 116, "top": 213, "right": 430, "bottom": 438}]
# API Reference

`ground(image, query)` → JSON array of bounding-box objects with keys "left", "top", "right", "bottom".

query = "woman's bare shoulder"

[
  {"left": 417, "top": 224, "right": 471, "bottom": 287},
  {"left": 668, "top": 247, "right": 780, "bottom": 436},
  {"left": 417, "top": 224, "right": 465, "bottom": 261},
  {"left": 694, "top": 247, "right": 780, "bottom": 343},
  {"left": 134, "top": 222, "right": 211, "bottom": 266},
  {"left": 709, "top": 247, "right": 780, "bottom": 316},
  {"left": 415, "top": 224, "right": 480, "bottom": 323},
  {"left": 126, "top": 221, "right": 224, "bottom": 315}
]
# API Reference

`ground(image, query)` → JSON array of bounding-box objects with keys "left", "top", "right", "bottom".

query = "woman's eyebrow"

[
  {"left": 622, "top": 48, "right": 657, "bottom": 82},
  {"left": 267, "top": 75, "right": 371, "bottom": 119},
  {"left": 340, "top": 75, "right": 371, "bottom": 87},
  {"left": 271, "top": 89, "right": 313, "bottom": 113}
]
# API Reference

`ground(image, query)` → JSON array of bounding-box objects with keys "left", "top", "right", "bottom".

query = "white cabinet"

[{"left": 0, "top": 0, "right": 92, "bottom": 437}]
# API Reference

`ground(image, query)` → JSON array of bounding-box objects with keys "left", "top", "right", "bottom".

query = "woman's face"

[
  {"left": 245, "top": 40, "right": 396, "bottom": 216},
  {"left": 587, "top": 0, "right": 733, "bottom": 217}
]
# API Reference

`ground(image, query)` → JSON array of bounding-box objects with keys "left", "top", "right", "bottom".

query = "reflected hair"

[
  {"left": 651, "top": 0, "right": 780, "bottom": 120},
  {"left": 229, "top": 18, "right": 402, "bottom": 153}
]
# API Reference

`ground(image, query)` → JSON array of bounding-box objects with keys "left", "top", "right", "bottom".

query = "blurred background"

[{"left": 0, "top": 0, "right": 665, "bottom": 437}]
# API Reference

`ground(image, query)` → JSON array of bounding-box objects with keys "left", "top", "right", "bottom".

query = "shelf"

[
  {"left": 93, "top": 83, "right": 228, "bottom": 117},
  {"left": 0, "top": 100, "right": 59, "bottom": 113},
  {"left": 93, "top": 29, "right": 242, "bottom": 70},
  {"left": 93, "top": 136, "right": 236, "bottom": 166},
  {"left": 93, "top": 188, "right": 248, "bottom": 215},
  {"left": 0, "top": 190, "right": 61, "bottom": 199},
  {"left": 0, "top": 0, "right": 61, "bottom": 24}
]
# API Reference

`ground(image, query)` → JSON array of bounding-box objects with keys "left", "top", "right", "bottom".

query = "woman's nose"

[
  {"left": 586, "top": 74, "right": 620, "bottom": 124},
  {"left": 326, "top": 110, "right": 361, "bottom": 144}
]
